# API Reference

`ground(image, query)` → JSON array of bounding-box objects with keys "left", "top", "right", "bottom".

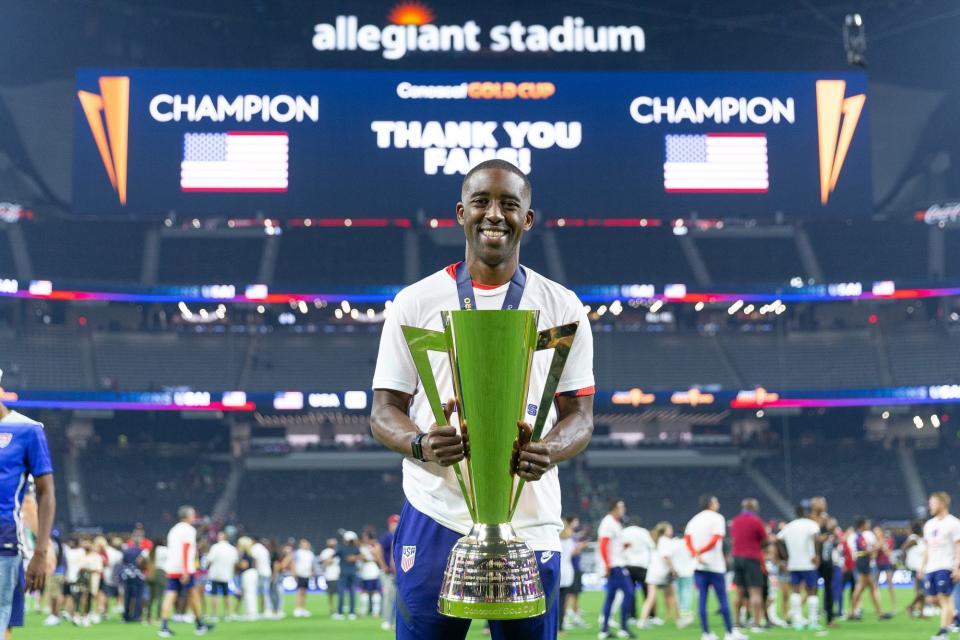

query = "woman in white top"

[
  {"left": 359, "top": 532, "right": 382, "bottom": 617},
  {"left": 901, "top": 520, "right": 927, "bottom": 617},
  {"left": 671, "top": 523, "right": 696, "bottom": 628},
  {"left": 638, "top": 522, "right": 678, "bottom": 627},
  {"left": 236, "top": 537, "right": 260, "bottom": 620}
]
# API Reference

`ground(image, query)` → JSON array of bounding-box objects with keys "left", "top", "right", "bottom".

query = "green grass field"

[{"left": 20, "top": 590, "right": 931, "bottom": 639}]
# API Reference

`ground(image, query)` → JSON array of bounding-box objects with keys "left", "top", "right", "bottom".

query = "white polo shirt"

[
  {"left": 685, "top": 510, "right": 727, "bottom": 574},
  {"left": 924, "top": 513, "right": 960, "bottom": 573},
  {"left": 372, "top": 265, "right": 594, "bottom": 552},
  {"left": 597, "top": 514, "right": 627, "bottom": 569},
  {"left": 778, "top": 518, "right": 820, "bottom": 572},
  {"left": 164, "top": 522, "right": 197, "bottom": 577}
]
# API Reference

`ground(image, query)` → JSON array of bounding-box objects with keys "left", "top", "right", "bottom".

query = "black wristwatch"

[{"left": 411, "top": 432, "right": 428, "bottom": 461}]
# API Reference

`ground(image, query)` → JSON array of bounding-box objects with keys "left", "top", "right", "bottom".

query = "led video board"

[{"left": 74, "top": 69, "right": 871, "bottom": 218}]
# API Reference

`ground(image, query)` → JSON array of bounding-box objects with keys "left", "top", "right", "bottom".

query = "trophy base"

[{"left": 437, "top": 523, "right": 546, "bottom": 620}]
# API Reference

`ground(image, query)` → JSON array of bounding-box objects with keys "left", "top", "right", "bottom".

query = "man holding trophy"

[{"left": 371, "top": 159, "right": 595, "bottom": 640}]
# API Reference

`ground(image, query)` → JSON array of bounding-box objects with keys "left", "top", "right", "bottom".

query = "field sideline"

[{"left": 19, "top": 590, "right": 931, "bottom": 639}]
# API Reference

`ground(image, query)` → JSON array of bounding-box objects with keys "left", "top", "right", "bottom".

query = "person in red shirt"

[{"left": 730, "top": 498, "right": 768, "bottom": 631}]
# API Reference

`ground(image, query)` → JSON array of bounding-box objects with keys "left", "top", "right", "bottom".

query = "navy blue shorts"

[
  {"left": 790, "top": 570, "right": 819, "bottom": 589},
  {"left": 209, "top": 580, "right": 230, "bottom": 596},
  {"left": 925, "top": 569, "right": 954, "bottom": 597},
  {"left": 393, "top": 500, "right": 560, "bottom": 640},
  {"left": 362, "top": 578, "right": 380, "bottom": 592},
  {"left": 166, "top": 575, "right": 196, "bottom": 593}
]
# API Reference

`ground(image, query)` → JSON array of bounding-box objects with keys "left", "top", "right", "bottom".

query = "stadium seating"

[
  {"left": 92, "top": 331, "right": 250, "bottom": 390},
  {"left": 750, "top": 443, "right": 910, "bottom": 523},
  {"left": 696, "top": 236, "right": 803, "bottom": 283},
  {"left": 275, "top": 228, "right": 405, "bottom": 287},
  {"left": 0, "top": 328, "right": 87, "bottom": 389},
  {"left": 246, "top": 330, "right": 380, "bottom": 391},
  {"left": 885, "top": 325, "right": 960, "bottom": 384},
  {"left": 23, "top": 220, "right": 146, "bottom": 283},
  {"left": 81, "top": 451, "right": 229, "bottom": 535},
  {"left": 719, "top": 330, "right": 882, "bottom": 389}
]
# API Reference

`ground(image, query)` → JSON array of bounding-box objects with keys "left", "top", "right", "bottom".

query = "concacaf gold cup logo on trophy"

[{"left": 402, "top": 309, "right": 577, "bottom": 620}]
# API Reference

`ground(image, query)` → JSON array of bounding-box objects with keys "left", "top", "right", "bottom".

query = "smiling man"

[{"left": 370, "top": 159, "right": 595, "bottom": 640}]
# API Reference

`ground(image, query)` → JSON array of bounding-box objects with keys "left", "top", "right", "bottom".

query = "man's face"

[
  {"left": 930, "top": 495, "right": 943, "bottom": 516},
  {"left": 710, "top": 497, "right": 720, "bottom": 512},
  {"left": 457, "top": 168, "right": 533, "bottom": 268},
  {"left": 614, "top": 501, "right": 626, "bottom": 519}
]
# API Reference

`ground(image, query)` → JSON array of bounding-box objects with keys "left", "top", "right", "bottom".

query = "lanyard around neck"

[{"left": 455, "top": 261, "right": 527, "bottom": 311}]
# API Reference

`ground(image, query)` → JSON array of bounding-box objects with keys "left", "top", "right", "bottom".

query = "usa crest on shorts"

[
  {"left": 0, "top": 433, "right": 11, "bottom": 448},
  {"left": 400, "top": 545, "right": 416, "bottom": 572}
]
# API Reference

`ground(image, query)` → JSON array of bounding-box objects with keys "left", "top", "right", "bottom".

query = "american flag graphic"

[
  {"left": 663, "top": 133, "right": 768, "bottom": 193},
  {"left": 400, "top": 545, "right": 416, "bottom": 572},
  {"left": 180, "top": 132, "right": 288, "bottom": 192}
]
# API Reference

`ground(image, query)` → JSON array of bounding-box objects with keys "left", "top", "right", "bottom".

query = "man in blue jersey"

[{"left": 0, "top": 369, "right": 56, "bottom": 639}]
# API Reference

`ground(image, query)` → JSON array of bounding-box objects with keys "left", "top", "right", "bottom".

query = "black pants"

[
  {"left": 818, "top": 561, "right": 834, "bottom": 623},
  {"left": 558, "top": 587, "right": 571, "bottom": 628},
  {"left": 627, "top": 566, "right": 655, "bottom": 619}
]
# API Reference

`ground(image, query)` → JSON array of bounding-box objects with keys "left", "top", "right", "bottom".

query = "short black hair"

[
  {"left": 795, "top": 505, "right": 806, "bottom": 518},
  {"left": 609, "top": 498, "right": 624, "bottom": 512},
  {"left": 699, "top": 495, "right": 717, "bottom": 510},
  {"left": 462, "top": 159, "right": 532, "bottom": 203}
]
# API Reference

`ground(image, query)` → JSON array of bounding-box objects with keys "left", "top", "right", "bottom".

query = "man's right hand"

[
  {"left": 423, "top": 400, "right": 468, "bottom": 467},
  {"left": 180, "top": 574, "right": 190, "bottom": 585}
]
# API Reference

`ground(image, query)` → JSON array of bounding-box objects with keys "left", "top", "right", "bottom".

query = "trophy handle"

[
  {"left": 400, "top": 325, "right": 478, "bottom": 522},
  {"left": 508, "top": 321, "right": 579, "bottom": 520}
]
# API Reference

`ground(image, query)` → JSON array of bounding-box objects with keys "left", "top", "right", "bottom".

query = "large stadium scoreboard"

[{"left": 74, "top": 69, "right": 871, "bottom": 219}]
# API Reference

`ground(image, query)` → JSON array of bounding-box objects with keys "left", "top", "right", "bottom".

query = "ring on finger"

[{"left": 525, "top": 461, "right": 533, "bottom": 473}]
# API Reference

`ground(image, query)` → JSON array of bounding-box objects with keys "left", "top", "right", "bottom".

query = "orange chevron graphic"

[
  {"left": 816, "top": 79, "right": 865, "bottom": 205},
  {"left": 78, "top": 76, "right": 129, "bottom": 205}
]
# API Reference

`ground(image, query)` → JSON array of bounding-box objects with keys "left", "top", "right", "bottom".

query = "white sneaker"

[
  {"left": 43, "top": 614, "right": 61, "bottom": 626},
  {"left": 725, "top": 631, "right": 749, "bottom": 640},
  {"left": 331, "top": 613, "right": 344, "bottom": 620},
  {"left": 677, "top": 615, "right": 693, "bottom": 629},
  {"left": 649, "top": 617, "right": 665, "bottom": 626},
  {"left": 598, "top": 633, "right": 611, "bottom": 640},
  {"left": 702, "top": 633, "right": 720, "bottom": 640},
  {"left": 380, "top": 621, "right": 393, "bottom": 631},
  {"left": 347, "top": 613, "right": 357, "bottom": 620}
]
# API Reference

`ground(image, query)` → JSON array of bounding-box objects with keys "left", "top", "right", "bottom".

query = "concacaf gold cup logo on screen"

[
  {"left": 815, "top": 79, "right": 865, "bottom": 205},
  {"left": 77, "top": 76, "right": 130, "bottom": 205}
]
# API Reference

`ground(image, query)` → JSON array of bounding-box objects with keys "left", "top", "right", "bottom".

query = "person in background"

[
  {"left": 621, "top": 519, "right": 657, "bottom": 628},
  {"left": 920, "top": 491, "right": 960, "bottom": 640},
  {"left": 684, "top": 495, "right": 745, "bottom": 640},
  {"left": 205, "top": 532, "right": 238, "bottom": 622},
  {"left": 873, "top": 525, "right": 896, "bottom": 612},
  {"left": 837, "top": 526, "right": 856, "bottom": 620},
  {"left": 334, "top": 531, "right": 360, "bottom": 621},
  {"left": 637, "top": 522, "right": 677, "bottom": 628},
  {"left": 849, "top": 517, "right": 891, "bottom": 621},
  {"left": 558, "top": 518, "right": 576, "bottom": 634},
  {"left": 236, "top": 537, "right": 258, "bottom": 621},
  {"left": 269, "top": 541, "right": 291, "bottom": 620},
  {"left": 565, "top": 518, "right": 589, "bottom": 630},
  {"left": 250, "top": 538, "right": 274, "bottom": 619},
  {"left": 319, "top": 538, "right": 340, "bottom": 617},
  {"left": 597, "top": 499, "right": 635, "bottom": 639},
  {"left": 41, "top": 533, "right": 65, "bottom": 626},
  {"left": 119, "top": 537, "right": 146, "bottom": 622},
  {"left": 292, "top": 538, "right": 315, "bottom": 618},
  {"left": 144, "top": 540, "right": 167, "bottom": 625},
  {"left": 359, "top": 531, "right": 382, "bottom": 617},
  {"left": 379, "top": 515, "right": 399, "bottom": 632},
  {"left": 902, "top": 519, "right": 927, "bottom": 618},
  {"left": 76, "top": 538, "right": 103, "bottom": 627},
  {"left": 97, "top": 536, "right": 123, "bottom": 621},
  {"left": 778, "top": 506, "right": 822, "bottom": 630},
  {"left": 730, "top": 498, "right": 767, "bottom": 632},
  {"left": 158, "top": 505, "right": 213, "bottom": 637},
  {"left": 671, "top": 521, "right": 695, "bottom": 629}
]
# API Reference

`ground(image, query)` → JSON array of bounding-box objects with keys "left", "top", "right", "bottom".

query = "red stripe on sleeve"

[
  {"left": 599, "top": 537, "right": 611, "bottom": 568},
  {"left": 182, "top": 542, "right": 190, "bottom": 575},
  {"left": 685, "top": 534, "right": 697, "bottom": 557},
  {"left": 698, "top": 533, "right": 723, "bottom": 555}
]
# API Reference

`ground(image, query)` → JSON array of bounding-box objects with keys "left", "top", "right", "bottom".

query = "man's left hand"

[
  {"left": 512, "top": 421, "right": 551, "bottom": 482},
  {"left": 25, "top": 548, "right": 47, "bottom": 592}
]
